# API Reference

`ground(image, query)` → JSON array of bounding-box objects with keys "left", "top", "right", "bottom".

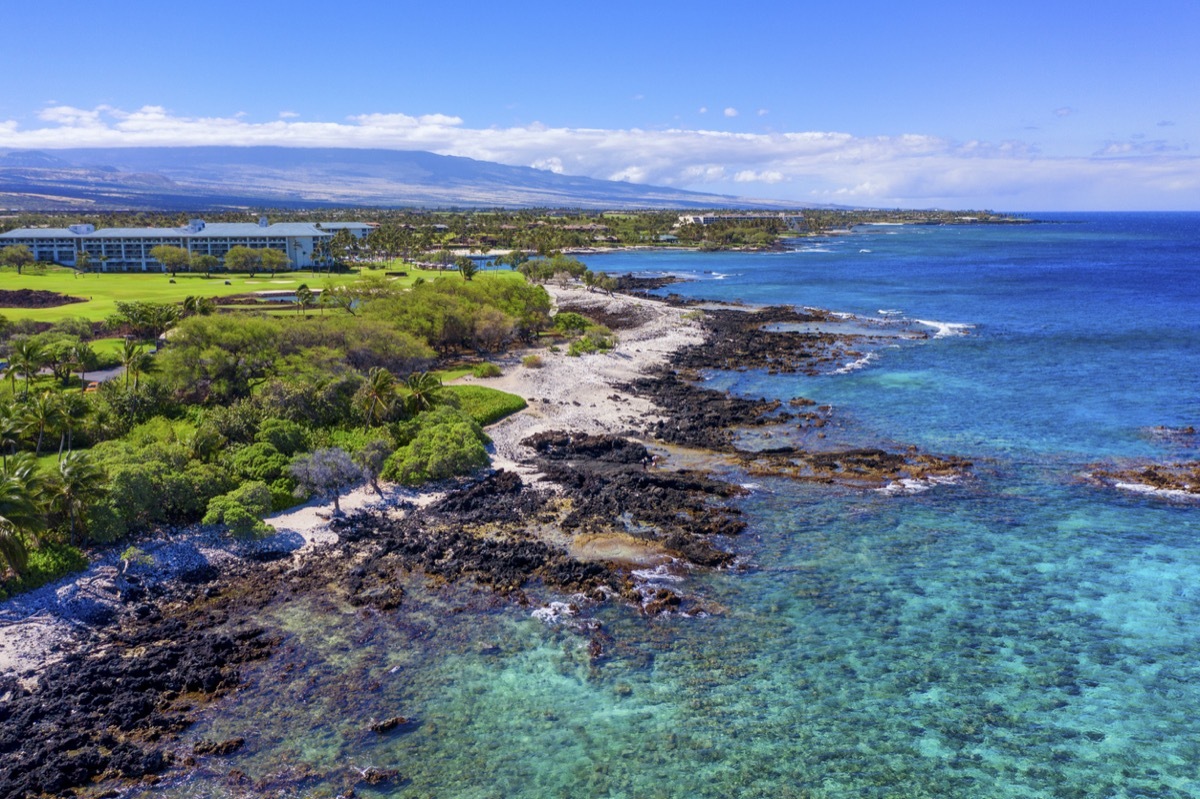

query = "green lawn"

[
  {"left": 445, "top": 385, "right": 528, "bottom": 426},
  {"left": 0, "top": 262, "right": 484, "bottom": 323}
]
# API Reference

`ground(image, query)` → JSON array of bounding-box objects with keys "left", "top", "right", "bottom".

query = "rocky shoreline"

[{"left": 0, "top": 283, "right": 976, "bottom": 798}]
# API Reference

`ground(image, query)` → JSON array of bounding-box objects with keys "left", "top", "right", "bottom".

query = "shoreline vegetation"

[
  {"left": 1, "top": 207, "right": 1033, "bottom": 267},
  {"left": 1, "top": 217, "right": 1193, "bottom": 797}
]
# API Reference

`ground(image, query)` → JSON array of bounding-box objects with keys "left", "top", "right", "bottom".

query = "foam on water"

[
  {"left": 876, "top": 474, "right": 961, "bottom": 495},
  {"left": 913, "top": 318, "right": 975, "bottom": 338},
  {"left": 1113, "top": 482, "right": 1200, "bottom": 502},
  {"left": 833, "top": 351, "right": 877, "bottom": 374}
]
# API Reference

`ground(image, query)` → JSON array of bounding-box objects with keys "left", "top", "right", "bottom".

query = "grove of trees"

[{"left": 0, "top": 270, "right": 549, "bottom": 597}]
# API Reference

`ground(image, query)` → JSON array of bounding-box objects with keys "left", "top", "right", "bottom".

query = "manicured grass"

[
  {"left": 89, "top": 336, "right": 128, "bottom": 358},
  {"left": 434, "top": 365, "right": 475, "bottom": 382},
  {"left": 0, "top": 262, "right": 469, "bottom": 323},
  {"left": 445, "top": 385, "right": 528, "bottom": 426}
]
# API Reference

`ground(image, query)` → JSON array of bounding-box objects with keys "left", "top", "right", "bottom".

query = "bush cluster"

[{"left": 382, "top": 407, "right": 490, "bottom": 486}]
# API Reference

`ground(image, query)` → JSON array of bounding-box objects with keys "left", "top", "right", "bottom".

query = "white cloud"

[
  {"left": 1054, "top": 106, "right": 1075, "bottom": 118},
  {"left": 0, "top": 103, "right": 1196, "bottom": 209},
  {"left": 757, "top": 109, "right": 769, "bottom": 117},
  {"left": 724, "top": 107, "right": 739, "bottom": 118},
  {"left": 698, "top": 106, "right": 708, "bottom": 114},
  {"left": 734, "top": 169, "right": 784, "bottom": 184},
  {"left": 531, "top": 156, "right": 564, "bottom": 173},
  {"left": 279, "top": 110, "right": 300, "bottom": 119}
]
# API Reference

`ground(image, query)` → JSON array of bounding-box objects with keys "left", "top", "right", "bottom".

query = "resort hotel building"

[{"left": 0, "top": 218, "right": 374, "bottom": 271}]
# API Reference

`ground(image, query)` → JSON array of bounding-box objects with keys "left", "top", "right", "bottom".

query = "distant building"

[
  {"left": 0, "top": 216, "right": 367, "bottom": 271},
  {"left": 676, "top": 213, "right": 804, "bottom": 230},
  {"left": 315, "top": 221, "right": 377, "bottom": 239}
]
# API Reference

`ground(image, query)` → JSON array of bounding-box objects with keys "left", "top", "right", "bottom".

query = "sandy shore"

[
  {"left": 0, "top": 284, "right": 700, "bottom": 682},
  {"left": 463, "top": 285, "right": 703, "bottom": 476}
]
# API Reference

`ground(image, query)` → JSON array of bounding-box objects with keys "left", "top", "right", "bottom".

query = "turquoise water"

[{"left": 139, "top": 214, "right": 1200, "bottom": 798}]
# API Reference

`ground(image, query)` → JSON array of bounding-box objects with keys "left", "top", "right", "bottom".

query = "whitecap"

[
  {"left": 1114, "top": 482, "right": 1199, "bottom": 501},
  {"left": 859, "top": 249, "right": 872, "bottom": 253},
  {"left": 877, "top": 309, "right": 904, "bottom": 317},
  {"left": 531, "top": 601, "right": 578, "bottom": 624},
  {"left": 914, "top": 319, "right": 974, "bottom": 338},
  {"left": 877, "top": 475, "right": 960, "bottom": 495},
  {"left": 631, "top": 563, "right": 685, "bottom": 584},
  {"left": 833, "top": 352, "right": 877, "bottom": 374}
]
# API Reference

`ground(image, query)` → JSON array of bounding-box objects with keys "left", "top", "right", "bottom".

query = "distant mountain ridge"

[{"left": 0, "top": 146, "right": 799, "bottom": 211}]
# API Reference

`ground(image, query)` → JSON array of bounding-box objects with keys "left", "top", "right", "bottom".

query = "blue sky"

[{"left": 2, "top": 0, "right": 1197, "bottom": 210}]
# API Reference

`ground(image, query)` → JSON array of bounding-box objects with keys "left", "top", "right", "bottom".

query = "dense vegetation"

[
  {"left": 0, "top": 207, "right": 1027, "bottom": 262},
  {"left": 0, "top": 270, "right": 546, "bottom": 596}
]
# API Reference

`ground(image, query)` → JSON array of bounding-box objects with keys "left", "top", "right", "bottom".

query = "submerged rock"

[{"left": 193, "top": 737, "right": 245, "bottom": 756}]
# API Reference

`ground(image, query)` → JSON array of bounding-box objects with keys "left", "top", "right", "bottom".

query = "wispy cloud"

[
  {"left": 1094, "top": 139, "right": 1188, "bottom": 156},
  {"left": 1, "top": 104, "right": 1196, "bottom": 209},
  {"left": 723, "top": 107, "right": 739, "bottom": 118},
  {"left": 1054, "top": 106, "right": 1076, "bottom": 118}
]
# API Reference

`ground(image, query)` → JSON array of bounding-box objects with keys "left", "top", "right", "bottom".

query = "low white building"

[{"left": 0, "top": 217, "right": 364, "bottom": 271}]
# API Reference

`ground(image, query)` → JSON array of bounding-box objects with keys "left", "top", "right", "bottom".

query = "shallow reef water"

[{"left": 133, "top": 214, "right": 1200, "bottom": 798}]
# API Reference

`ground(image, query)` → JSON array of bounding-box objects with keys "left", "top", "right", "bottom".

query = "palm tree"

[
  {"left": 0, "top": 401, "right": 24, "bottom": 470},
  {"left": 120, "top": 339, "right": 152, "bottom": 390},
  {"left": 295, "top": 284, "right": 314, "bottom": 317},
  {"left": 23, "top": 390, "right": 65, "bottom": 457},
  {"left": 0, "top": 454, "right": 46, "bottom": 577},
  {"left": 1, "top": 360, "right": 19, "bottom": 396},
  {"left": 404, "top": 371, "right": 443, "bottom": 415},
  {"left": 68, "top": 340, "right": 95, "bottom": 389},
  {"left": 456, "top": 257, "right": 479, "bottom": 281},
  {"left": 10, "top": 339, "right": 45, "bottom": 398},
  {"left": 57, "top": 392, "right": 90, "bottom": 459},
  {"left": 359, "top": 367, "right": 397, "bottom": 431},
  {"left": 182, "top": 295, "right": 216, "bottom": 317},
  {"left": 50, "top": 451, "right": 105, "bottom": 545}
]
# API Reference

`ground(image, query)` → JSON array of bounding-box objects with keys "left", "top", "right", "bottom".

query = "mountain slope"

[{"left": 0, "top": 147, "right": 791, "bottom": 210}]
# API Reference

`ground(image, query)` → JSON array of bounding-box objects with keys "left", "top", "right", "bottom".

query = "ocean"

[{"left": 138, "top": 213, "right": 1200, "bottom": 798}]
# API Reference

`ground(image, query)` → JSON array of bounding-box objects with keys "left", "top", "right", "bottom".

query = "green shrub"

[
  {"left": 255, "top": 418, "right": 311, "bottom": 457},
  {"left": 445, "top": 385, "right": 527, "bottom": 426},
  {"left": 203, "top": 480, "right": 273, "bottom": 537},
  {"left": 269, "top": 476, "right": 301, "bottom": 511},
  {"left": 103, "top": 463, "right": 159, "bottom": 533},
  {"left": 313, "top": 426, "right": 395, "bottom": 455},
  {"left": 1, "top": 542, "right": 88, "bottom": 598},
  {"left": 382, "top": 407, "right": 490, "bottom": 486},
  {"left": 552, "top": 311, "right": 591, "bottom": 335},
  {"left": 85, "top": 498, "right": 130, "bottom": 543},
  {"left": 230, "top": 441, "right": 290, "bottom": 483},
  {"left": 522, "top": 354, "right": 544, "bottom": 368},
  {"left": 566, "top": 327, "right": 616, "bottom": 356},
  {"left": 203, "top": 399, "right": 264, "bottom": 445},
  {"left": 472, "top": 362, "right": 502, "bottom": 378}
]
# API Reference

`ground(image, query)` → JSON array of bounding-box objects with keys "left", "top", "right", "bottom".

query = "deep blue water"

[
  {"left": 139, "top": 213, "right": 1200, "bottom": 799},
  {"left": 590, "top": 213, "right": 1200, "bottom": 462}
]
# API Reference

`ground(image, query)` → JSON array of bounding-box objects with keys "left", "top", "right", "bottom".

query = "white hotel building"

[{"left": 0, "top": 218, "right": 373, "bottom": 271}]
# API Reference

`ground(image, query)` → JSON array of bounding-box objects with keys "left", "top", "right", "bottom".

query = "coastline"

[
  {"left": 0, "top": 284, "right": 703, "bottom": 684},
  {"left": 5, "top": 256, "right": 1186, "bottom": 796}
]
